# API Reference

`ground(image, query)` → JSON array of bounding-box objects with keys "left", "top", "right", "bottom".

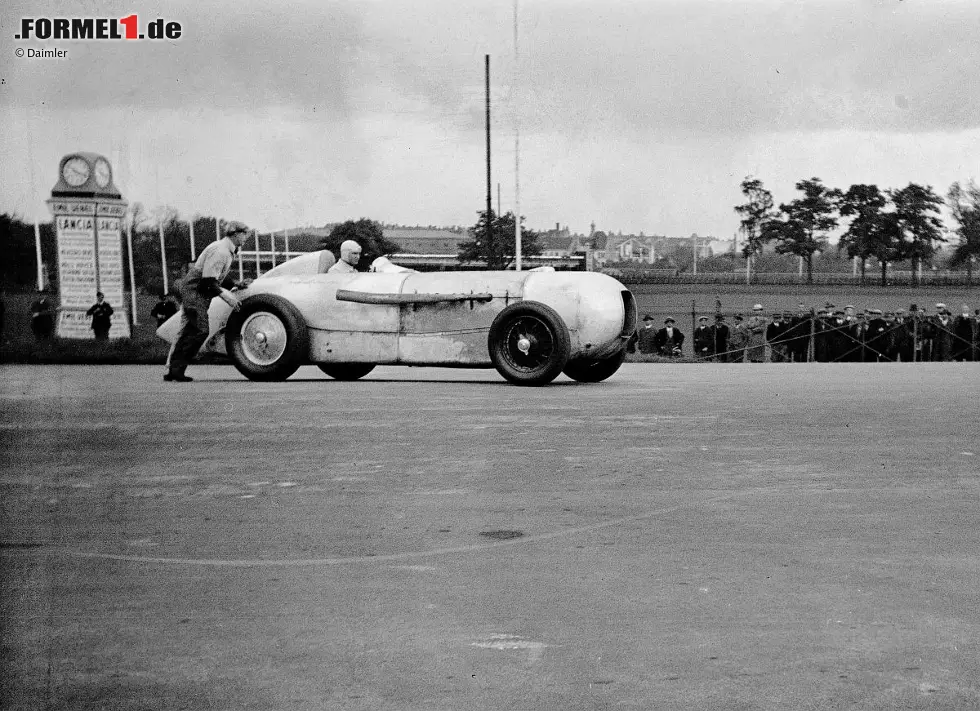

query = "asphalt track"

[{"left": 2, "top": 362, "right": 979, "bottom": 710}]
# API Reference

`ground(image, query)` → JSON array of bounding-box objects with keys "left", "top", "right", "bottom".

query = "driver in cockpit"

[{"left": 328, "top": 240, "right": 362, "bottom": 274}]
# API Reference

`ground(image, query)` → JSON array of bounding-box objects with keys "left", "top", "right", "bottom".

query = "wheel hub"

[
  {"left": 240, "top": 312, "right": 288, "bottom": 366},
  {"left": 504, "top": 316, "right": 554, "bottom": 371}
]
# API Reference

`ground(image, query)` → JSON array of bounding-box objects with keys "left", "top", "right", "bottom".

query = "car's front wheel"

[
  {"left": 317, "top": 363, "right": 376, "bottom": 381},
  {"left": 562, "top": 348, "right": 626, "bottom": 383},
  {"left": 225, "top": 294, "right": 309, "bottom": 381},
  {"left": 488, "top": 301, "right": 571, "bottom": 386}
]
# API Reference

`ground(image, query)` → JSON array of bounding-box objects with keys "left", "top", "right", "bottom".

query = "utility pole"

[
  {"left": 513, "top": 0, "right": 522, "bottom": 271},
  {"left": 158, "top": 220, "right": 168, "bottom": 295},
  {"left": 485, "top": 54, "right": 493, "bottom": 267},
  {"left": 189, "top": 218, "right": 196, "bottom": 261},
  {"left": 126, "top": 215, "right": 138, "bottom": 323},
  {"left": 692, "top": 236, "right": 698, "bottom": 276},
  {"left": 34, "top": 219, "right": 44, "bottom": 290}
]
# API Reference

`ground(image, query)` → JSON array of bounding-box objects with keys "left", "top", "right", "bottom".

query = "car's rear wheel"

[
  {"left": 226, "top": 294, "right": 308, "bottom": 381},
  {"left": 317, "top": 363, "right": 376, "bottom": 381},
  {"left": 488, "top": 301, "right": 570, "bottom": 386},
  {"left": 563, "top": 348, "right": 626, "bottom": 383}
]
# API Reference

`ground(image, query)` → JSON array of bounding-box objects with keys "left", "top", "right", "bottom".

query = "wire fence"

[{"left": 630, "top": 314, "right": 980, "bottom": 363}]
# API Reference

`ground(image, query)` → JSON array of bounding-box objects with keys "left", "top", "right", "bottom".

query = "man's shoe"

[{"left": 164, "top": 373, "right": 194, "bottom": 382}]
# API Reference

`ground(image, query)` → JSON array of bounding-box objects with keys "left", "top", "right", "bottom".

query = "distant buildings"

[
  {"left": 276, "top": 220, "right": 738, "bottom": 268},
  {"left": 381, "top": 225, "right": 468, "bottom": 254}
]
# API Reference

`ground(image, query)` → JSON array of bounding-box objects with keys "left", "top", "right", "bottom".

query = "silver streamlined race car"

[{"left": 158, "top": 251, "right": 637, "bottom": 386}]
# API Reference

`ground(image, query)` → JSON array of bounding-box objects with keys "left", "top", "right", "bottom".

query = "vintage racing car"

[{"left": 157, "top": 251, "right": 637, "bottom": 386}]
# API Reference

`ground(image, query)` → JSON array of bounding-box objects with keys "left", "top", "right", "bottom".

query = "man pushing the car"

[{"left": 165, "top": 221, "right": 250, "bottom": 382}]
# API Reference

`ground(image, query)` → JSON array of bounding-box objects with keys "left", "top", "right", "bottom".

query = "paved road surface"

[{"left": 2, "top": 363, "right": 979, "bottom": 710}]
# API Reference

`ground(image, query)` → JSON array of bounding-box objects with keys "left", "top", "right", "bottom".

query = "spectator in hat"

[
  {"left": 765, "top": 311, "right": 788, "bottom": 362},
  {"left": 151, "top": 292, "right": 179, "bottom": 328},
  {"left": 893, "top": 309, "right": 914, "bottom": 362},
  {"left": 825, "top": 309, "right": 849, "bottom": 362},
  {"left": 654, "top": 317, "right": 684, "bottom": 357},
  {"left": 973, "top": 309, "right": 980, "bottom": 361},
  {"left": 953, "top": 304, "right": 974, "bottom": 361},
  {"left": 919, "top": 306, "right": 936, "bottom": 361},
  {"left": 931, "top": 306, "right": 955, "bottom": 361},
  {"left": 881, "top": 311, "right": 901, "bottom": 362},
  {"left": 636, "top": 314, "right": 658, "bottom": 355},
  {"left": 785, "top": 305, "right": 811, "bottom": 363},
  {"left": 86, "top": 291, "right": 114, "bottom": 340},
  {"left": 849, "top": 312, "right": 869, "bottom": 362},
  {"left": 908, "top": 305, "right": 929, "bottom": 362},
  {"left": 711, "top": 313, "right": 730, "bottom": 362},
  {"left": 865, "top": 309, "right": 889, "bottom": 362},
  {"left": 693, "top": 315, "right": 713, "bottom": 360},
  {"left": 728, "top": 314, "right": 749, "bottom": 363},
  {"left": 745, "top": 304, "right": 767, "bottom": 362},
  {"left": 30, "top": 289, "right": 56, "bottom": 340},
  {"left": 813, "top": 306, "right": 831, "bottom": 362}
]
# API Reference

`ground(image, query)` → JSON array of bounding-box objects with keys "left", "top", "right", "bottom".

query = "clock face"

[
  {"left": 94, "top": 158, "right": 112, "bottom": 188},
  {"left": 62, "top": 157, "right": 90, "bottom": 187}
]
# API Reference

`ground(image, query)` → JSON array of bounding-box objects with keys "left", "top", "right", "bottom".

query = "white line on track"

[{"left": 9, "top": 486, "right": 786, "bottom": 568}]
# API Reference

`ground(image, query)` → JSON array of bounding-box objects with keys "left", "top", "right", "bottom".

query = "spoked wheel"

[
  {"left": 317, "top": 363, "right": 376, "bottom": 381},
  {"left": 562, "top": 348, "right": 626, "bottom": 383},
  {"left": 488, "top": 301, "right": 571, "bottom": 386},
  {"left": 225, "top": 294, "right": 309, "bottom": 381}
]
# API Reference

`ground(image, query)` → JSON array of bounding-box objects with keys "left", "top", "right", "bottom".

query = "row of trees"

[
  {"left": 9, "top": 178, "right": 976, "bottom": 293},
  {"left": 735, "top": 177, "right": 980, "bottom": 285}
]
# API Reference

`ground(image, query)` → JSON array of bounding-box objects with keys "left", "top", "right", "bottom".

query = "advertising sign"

[{"left": 49, "top": 197, "right": 131, "bottom": 339}]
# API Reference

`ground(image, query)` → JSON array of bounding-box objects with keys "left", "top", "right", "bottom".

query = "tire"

[
  {"left": 562, "top": 348, "right": 626, "bottom": 383},
  {"left": 317, "top": 363, "right": 376, "bottom": 381},
  {"left": 488, "top": 301, "right": 571, "bottom": 386},
  {"left": 225, "top": 294, "right": 309, "bottom": 381}
]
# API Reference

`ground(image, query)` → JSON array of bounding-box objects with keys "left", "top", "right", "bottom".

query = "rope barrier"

[{"left": 634, "top": 314, "right": 979, "bottom": 363}]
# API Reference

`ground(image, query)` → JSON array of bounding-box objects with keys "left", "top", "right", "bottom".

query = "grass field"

[
  {"left": 1, "top": 291, "right": 171, "bottom": 364},
  {"left": 2, "top": 281, "right": 977, "bottom": 364}
]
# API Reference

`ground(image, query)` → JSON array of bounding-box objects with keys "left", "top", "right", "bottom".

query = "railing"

[{"left": 609, "top": 270, "right": 977, "bottom": 286}]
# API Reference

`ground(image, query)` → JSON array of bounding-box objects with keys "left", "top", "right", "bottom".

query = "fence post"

[
  {"left": 913, "top": 317, "right": 918, "bottom": 362},
  {"left": 691, "top": 299, "right": 696, "bottom": 346},
  {"left": 808, "top": 310, "right": 816, "bottom": 362}
]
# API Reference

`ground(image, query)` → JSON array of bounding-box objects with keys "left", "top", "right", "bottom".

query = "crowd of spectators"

[{"left": 629, "top": 302, "right": 980, "bottom": 363}]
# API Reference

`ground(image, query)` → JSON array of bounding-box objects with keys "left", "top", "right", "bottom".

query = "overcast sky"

[{"left": 3, "top": 0, "right": 979, "bottom": 238}]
